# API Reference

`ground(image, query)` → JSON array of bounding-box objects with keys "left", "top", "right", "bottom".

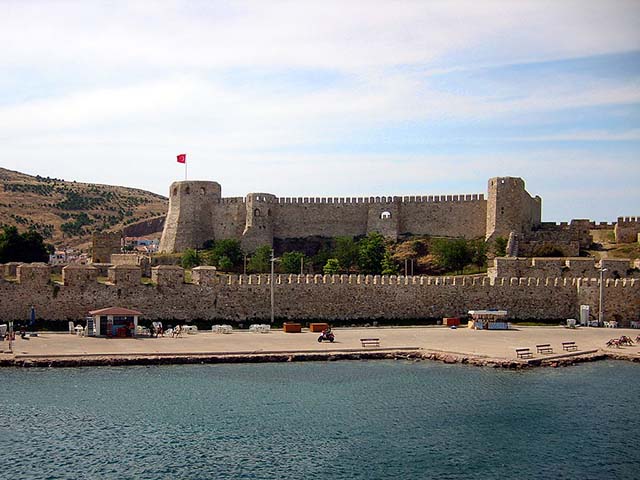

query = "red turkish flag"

[{"left": 177, "top": 153, "right": 186, "bottom": 164}]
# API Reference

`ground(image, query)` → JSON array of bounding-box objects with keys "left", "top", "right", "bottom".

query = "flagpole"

[{"left": 185, "top": 159, "right": 187, "bottom": 181}]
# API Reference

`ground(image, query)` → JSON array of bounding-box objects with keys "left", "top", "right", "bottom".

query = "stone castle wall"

[
  {"left": 488, "top": 257, "right": 639, "bottom": 280},
  {"left": 160, "top": 177, "right": 527, "bottom": 253},
  {"left": 615, "top": 217, "right": 640, "bottom": 243},
  {"left": 268, "top": 195, "right": 488, "bottom": 240},
  {"left": 1, "top": 264, "right": 637, "bottom": 325}
]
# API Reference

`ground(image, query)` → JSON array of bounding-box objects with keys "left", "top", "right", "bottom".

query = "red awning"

[{"left": 89, "top": 307, "right": 143, "bottom": 316}]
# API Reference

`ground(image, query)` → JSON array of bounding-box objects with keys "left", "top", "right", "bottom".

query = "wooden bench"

[
  {"left": 360, "top": 338, "right": 380, "bottom": 347},
  {"left": 536, "top": 344, "right": 553, "bottom": 354},
  {"left": 515, "top": 348, "right": 533, "bottom": 359},
  {"left": 562, "top": 341, "right": 578, "bottom": 351}
]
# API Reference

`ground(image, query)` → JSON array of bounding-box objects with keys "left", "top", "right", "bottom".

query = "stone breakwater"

[{"left": 2, "top": 349, "right": 637, "bottom": 369}]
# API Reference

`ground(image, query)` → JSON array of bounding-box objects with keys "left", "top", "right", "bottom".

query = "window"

[{"left": 381, "top": 211, "right": 392, "bottom": 219}]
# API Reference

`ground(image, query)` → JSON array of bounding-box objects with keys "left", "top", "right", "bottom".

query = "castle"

[
  {"left": 2, "top": 177, "right": 638, "bottom": 326},
  {"left": 160, "top": 176, "right": 543, "bottom": 253}
]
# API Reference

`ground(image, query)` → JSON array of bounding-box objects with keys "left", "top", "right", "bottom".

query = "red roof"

[{"left": 89, "top": 307, "right": 143, "bottom": 316}]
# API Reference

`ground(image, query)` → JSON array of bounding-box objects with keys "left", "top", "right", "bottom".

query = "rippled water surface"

[{"left": 2, "top": 360, "right": 639, "bottom": 479}]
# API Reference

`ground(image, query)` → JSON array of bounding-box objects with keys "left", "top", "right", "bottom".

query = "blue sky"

[{"left": 1, "top": 0, "right": 639, "bottom": 221}]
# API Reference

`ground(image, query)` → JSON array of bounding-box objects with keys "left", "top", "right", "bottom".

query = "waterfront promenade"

[{"left": 2, "top": 325, "right": 639, "bottom": 367}]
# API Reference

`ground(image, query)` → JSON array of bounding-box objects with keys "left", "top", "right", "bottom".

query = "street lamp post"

[
  {"left": 8, "top": 320, "right": 13, "bottom": 353},
  {"left": 599, "top": 268, "right": 607, "bottom": 327},
  {"left": 270, "top": 249, "right": 279, "bottom": 324}
]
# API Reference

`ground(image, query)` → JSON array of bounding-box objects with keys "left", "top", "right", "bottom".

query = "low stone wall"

[
  {"left": 0, "top": 265, "right": 638, "bottom": 325},
  {"left": 489, "top": 257, "right": 639, "bottom": 280}
]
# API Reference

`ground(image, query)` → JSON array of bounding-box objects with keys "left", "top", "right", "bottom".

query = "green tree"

[
  {"left": 181, "top": 248, "right": 201, "bottom": 269},
  {"left": 280, "top": 251, "right": 305, "bottom": 274},
  {"left": 469, "top": 239, "right": 488, "bottom": 267},
  {"left": 0, "top": 226, "right": 22, "bottom": 263},
  {"left": 0, "top": 226, "right": 52, "bottom": 263},
  {"left": 494, "top": 236, "right": 508, "bottom": 257},
  {"left": 60, "top": 212, "right": 93, "bottom": 237},
  {"left": 206, "top": 239, "right": 243, "bottom": 270},
  {"left": 217, "top": 255, "right": 234, "bottom": 272},
  {"left": 311, "top": 247, "right": 332, "bottom": 272},
  {"left": 247, "top": 245, "right": 272, "bottom": 273},
  {"left": 333, "top": 236, "right": 359, "bottom": 272},
  {"left": 431, "top": 238, "right": 472, "bottom": 274},
  {"left": 358, "top": 232, "right": 386, "bottom": 274},
  {"left": 381, "top": 250, "right": 399, "bottom": 275},
  {"left": 323, "top": 258, "right": 341, "bottom": 274}
]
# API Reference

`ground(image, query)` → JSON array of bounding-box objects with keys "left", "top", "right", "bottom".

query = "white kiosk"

[
  {"left": 468, "top": 310, "right": 509, "bottom": 330},
  {"left": 88, "top": 307, "right": 142, "bottom": 338}
]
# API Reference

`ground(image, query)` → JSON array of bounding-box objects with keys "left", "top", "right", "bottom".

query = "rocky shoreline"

[{"left": 1, "top": 348, "right": 638, "bottom": 369}]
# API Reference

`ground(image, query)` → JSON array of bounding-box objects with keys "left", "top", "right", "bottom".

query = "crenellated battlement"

[
  {"left": 536, "top": 219, "right": 591, "bottom": 230},
  {"left": 1, "top": 263, "right": 637, "bottom": 323},
  {"left": 4, "top": 263, "right": 637, "bottom": 289},
  {"left": 589, "top": 221, "right": 617, "bottom": 229},
  {"left": 273, "top": 193, "right": 485, "bottom": 205},
  {"left": 489, "top": 256, "right": 638, "bottom": 281},
  {"left": 614, "top": 216, "right": 640, "bottom": 243}
]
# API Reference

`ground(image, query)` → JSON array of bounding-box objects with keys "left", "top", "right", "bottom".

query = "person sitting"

[{"left": 173, "top": 325, "right": 182, "bottom": 338}]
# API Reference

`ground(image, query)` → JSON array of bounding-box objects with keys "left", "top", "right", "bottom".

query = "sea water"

[{"left": 1, "top": 360, "right": 639, "bottom": 480}]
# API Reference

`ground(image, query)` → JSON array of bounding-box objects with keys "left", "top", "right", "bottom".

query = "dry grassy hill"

[{"left": 0, "top": 167, "right": 167, "bottom": 248}]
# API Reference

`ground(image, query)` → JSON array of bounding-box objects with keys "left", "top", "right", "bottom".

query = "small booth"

[
  {"left": 467, "top": 310, "right": 509, "bottom": 330},
  {"left": 88, "top": 307, "right": 142, "bottom": 338}
]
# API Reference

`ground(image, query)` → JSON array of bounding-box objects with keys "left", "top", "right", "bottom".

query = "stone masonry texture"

[
  {"left": 0, "top": 264, "right": 637, "bottom": 325},
  {"left": 159, "top": 176, "right": 542, "bottom": 253}
]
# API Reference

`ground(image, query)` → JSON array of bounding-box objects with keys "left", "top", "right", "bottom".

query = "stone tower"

[
  {"left": 241, "top": 193, "right": 276, "bottom": 252},
  {"left": 485, "top": 177, "right": 541, "bottom": 241},
  {"left": 159, "top": 181, "right": 220, "bottom": 252},
  {"left": 91, "top": 231, "right": 122, "bottom": 263}
]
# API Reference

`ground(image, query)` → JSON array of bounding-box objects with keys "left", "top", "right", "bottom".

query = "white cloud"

[
  {"left": 2, "top": 0, "right": 639, "bottom": 72},
  {"left": 1, "top": 0, "right": 639, "bottom": 222},
  {"left": 505, "top": 129, "right": 640, "bottom": 142}
]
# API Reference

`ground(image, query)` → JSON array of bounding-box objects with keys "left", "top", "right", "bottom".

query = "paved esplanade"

[{"left": 5, "top": 326, "right": 639, "bottom": 361}]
